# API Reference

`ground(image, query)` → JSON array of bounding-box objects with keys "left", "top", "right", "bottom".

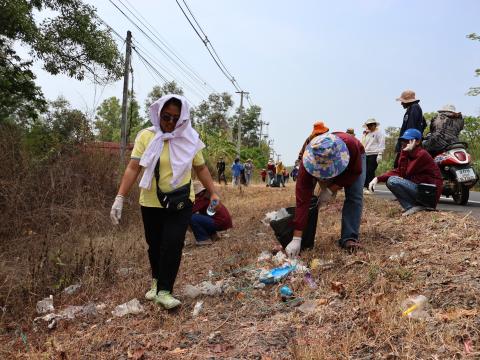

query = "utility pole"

[
  {"left": 120, "top": 30, "right": 132, "bottom": 167},
  {"left": 235, "top": 90, "right": 249, "bottom": 157}
]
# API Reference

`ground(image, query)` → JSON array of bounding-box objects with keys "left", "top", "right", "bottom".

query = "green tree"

[
  {"left": 144, "top": 81, "right": 184, "bottom": 117},
  {"left": 191, "top": 92, "right": 233, "bottom": 133},
  {"left": 0, "top": 0, "right": 123, "bottom": 123},
  {"left": 461, "top": 116, "right": 480, "bottom": 143},
  {"left": 467, "top": 33, "right": 480, "bottom": 96},
  {"left": 95, "top": 93, "right": 143, "bottom": 142},
  {"left": 231, "top": 105, "right": 262, "bottom": 147}
]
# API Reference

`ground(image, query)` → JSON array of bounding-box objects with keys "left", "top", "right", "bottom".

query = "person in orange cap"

[{"left": 297, "top": 121, "right": 329, "bottom": 162}]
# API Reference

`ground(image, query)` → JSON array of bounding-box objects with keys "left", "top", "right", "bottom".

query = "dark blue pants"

[{"left": 190, "top": 214, "right": 218, "bottom": 241}]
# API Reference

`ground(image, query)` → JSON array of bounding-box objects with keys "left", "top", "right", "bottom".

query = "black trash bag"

[{"left": 269, "top": 196, "right": 319, "bottom": 250}]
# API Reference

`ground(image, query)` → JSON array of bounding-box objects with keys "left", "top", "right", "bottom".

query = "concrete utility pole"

[
  {"left": 235, "top": 90, "right": 249, "bottom": 157},
  {"left": 120, "top": 30, "right": 132, "bottom": 166}
]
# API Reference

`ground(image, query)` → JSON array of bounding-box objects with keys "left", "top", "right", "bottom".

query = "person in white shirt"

[{"left": 361, "top": 119, "right": 385, "bottom": 194}]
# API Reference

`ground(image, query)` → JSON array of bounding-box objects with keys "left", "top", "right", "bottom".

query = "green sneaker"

[
  {"left": 154, "top": 290, "right": 181, "bottom": 309},
  {"left": 145, "top": 279, "right": 157, "bottom": 301}
]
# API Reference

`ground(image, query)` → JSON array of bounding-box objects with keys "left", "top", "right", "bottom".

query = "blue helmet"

[{"left": 400, "top": 128, "right": 422, "bottom": 141}]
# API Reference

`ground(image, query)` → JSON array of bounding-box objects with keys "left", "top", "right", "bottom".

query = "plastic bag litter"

[
  {"left": 112, "top": 298, "right": 144, "bottom": 317},
  {"left": 36, "top": 295, "right": 54, "bottom": 314},
  {"left": 259, "top": 265, "right": 296, "bottom": 284},
  {"left": 192, "top": 301, "right": 203, "bottom": 317},
  {"left": 262, "top": 208, "right": 290, "bottom": 225},
  {"left": 389, "top": 252, "right": 406, "bottom": 261},
  {"left": 63, "top": 284, "right": 81, "bottom": 295},
  {"left": 402, "top": 295, "right": 429, "bottom": 319},
  {"left": 272, "top": 251, "right": 287, "bottom": 265},
  {"left": 183, "top": 280, "right": 228, "bottom": 299},
  {"left": 257, "top": 251, "right": 272, "bottom": 262}
]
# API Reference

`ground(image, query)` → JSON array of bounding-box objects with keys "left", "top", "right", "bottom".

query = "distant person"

[
  {"left": 297, "top": 121, "right": 329, "bottom": 162},
  {"left": 266, "top": 159, "right": 276, "bottom": 186},
  {"left": 369, "top": 129, "right": 443, "bottom": 216},
  {"left": 395, "top": 90, "right": 427, "bottom": 166},
  {"left": 283, "top": 169, "right": 289, "bottom": 184},
  {"left": 287, "top": 132, "right": 366, "bottom": 257},
  {"left": 423, "top": 104, "right": 464, "bottom": 155},
  {"left": 216, "top": 157, "right": 227, "bottom": 185},
  {"left": 260, "top": 168, "right": 267, "bottom": 183},
  {"left": 276, "top": 161, "right": 286, "bottom": 187},
  {"left": 244, "top": 159, "right": 254, "bottom": 185},
  {"left": 190, "top": 182, "right": 232, "bottom": 245},
  {"left": 346, "top": 128, "right": 356, "bottom": 137},
  {"left": 291, "top": 165, "right": 299, "bottom": 182},
  {"left": 231, "top": 158, "right": 244, "bottom": 186},
  {"left": 361, "top": 119, "right": 385, "bottom": 194},
  {"left": 110, "top": 94, "right": 220, "bottom": 310}
]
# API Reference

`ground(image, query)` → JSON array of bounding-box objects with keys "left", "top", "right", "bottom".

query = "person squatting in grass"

[
  {"left": 286, "top": 132, "right": 366, "bottom": 257},
  {"left": 369, "top": 128, "right": 443, "bottom": 216},
  {"left": 110, "top": 94, "right": 220, "bottom": 310},
  {"left": 190, "top": 181, "right": 233, "bottom": 246}
]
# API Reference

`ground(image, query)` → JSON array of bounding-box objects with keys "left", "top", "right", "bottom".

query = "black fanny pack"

[{"left": 154, "top": 161, "right": 192, "bottom": 211}]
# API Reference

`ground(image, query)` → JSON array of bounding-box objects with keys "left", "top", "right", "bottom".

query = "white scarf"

[{"left": 139, "top": 94, "right": 205, "bottom": 190}]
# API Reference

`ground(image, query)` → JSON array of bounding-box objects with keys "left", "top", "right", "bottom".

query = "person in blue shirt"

[{"left": 231, "top": 158, "right": 244, "bottom": 186}]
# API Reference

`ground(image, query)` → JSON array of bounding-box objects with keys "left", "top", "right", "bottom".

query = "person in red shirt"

[
  {"left": 260, "top": 169, "right": 267, "bottom": 183},
  {"left": 287, "top": 132, "right": 366, "bottom": 257},
  {"left": 190, "top": 182, "right": 233, "bottom": 245},
  {"left": 369, "top": 128, "right": 443, "bottom": 216},
  {"left": 266, "top": 160, "right": 276, "bottom": 186}
]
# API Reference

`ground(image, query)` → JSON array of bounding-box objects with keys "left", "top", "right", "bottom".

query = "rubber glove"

[
  {"left": 286, "top": 236, "right": 302, "bottom": 258},
  {"left": 318, "top": 187, "right": 335, "bottom": 205},
  {"left": 377, "top": 153, "right": 383, "bottom": 162},
  {"left": 110, "top": 195, "right": 124, "bottom": 225},
  {"left": 403, "top": 139, "right": 416, "bottom": 152},
  {"left": 369, "top": 177, "right": 378, "bottom": 192}
]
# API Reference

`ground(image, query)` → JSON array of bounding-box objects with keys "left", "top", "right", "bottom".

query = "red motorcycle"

[{"left": 433, "top": 142, "right": 478, "bottom": 205}]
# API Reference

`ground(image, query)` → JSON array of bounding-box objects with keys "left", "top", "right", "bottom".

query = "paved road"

[{"left": 372, "top": 185, "right": 480, "bottom": 219}]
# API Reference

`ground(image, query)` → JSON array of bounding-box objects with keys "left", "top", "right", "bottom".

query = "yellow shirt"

[{"left": 131, "top": 129, "right": 205, "bottom": 208}]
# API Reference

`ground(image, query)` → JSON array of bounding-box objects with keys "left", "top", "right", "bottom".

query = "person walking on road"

[
  {"left": 216, "top": 157, "right": 227, "bottom": 185},
  {"left": 361, "top": 119, "right": 385, "bottom": 194},
  {"left": 244, "top": 159, "right": 254, "bottom": 186},
  {"left": 395, "top": 90, "right": 427, "bottom": 166},
  {"left": 286, "top": 132, "right": 366, "bottom": 257},
  {"left": 110, "top": 95, "right": 220, "bottom": 310},
  {"left": 369, "top": 128, "right": 443, "bottom": 216},
  {"left": 231, "top": 158, "right": 244, "bottom": 186},
  {"left": 267, "top": 159, "right": 276, "bottom": 187},
  {"left": 276, "top": 161, "right": 286, "bottom": 187}
]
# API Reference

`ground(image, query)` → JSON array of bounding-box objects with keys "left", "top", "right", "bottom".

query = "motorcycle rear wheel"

[{"left": 452, "top": 183, "right": 469, "bottom": 205}]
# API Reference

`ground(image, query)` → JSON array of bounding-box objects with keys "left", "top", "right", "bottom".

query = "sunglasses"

[{"left": 160, "top": 113, "right": 180, "bottom": 123}]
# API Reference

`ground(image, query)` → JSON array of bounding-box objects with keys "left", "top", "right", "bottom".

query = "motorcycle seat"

[{"left": 443, "top": 142, "right": 468, "bottom": 151}]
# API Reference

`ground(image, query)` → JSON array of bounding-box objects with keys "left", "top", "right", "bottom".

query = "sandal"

[{"left": 341, "top": 239, "right": 363, "bottom": 253}]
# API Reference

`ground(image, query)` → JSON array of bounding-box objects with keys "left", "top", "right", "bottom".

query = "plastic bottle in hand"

[{"left": 207, "top": 200, "right": 219, "bottom": 216}]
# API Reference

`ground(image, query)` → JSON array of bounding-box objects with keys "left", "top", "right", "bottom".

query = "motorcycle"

[{"left": 433, "top": 142, "right": 478, "bottom": 205}]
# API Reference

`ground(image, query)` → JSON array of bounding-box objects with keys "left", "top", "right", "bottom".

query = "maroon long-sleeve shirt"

[
  {"left": 377, "top": 147, "right": 443, "bottom": 204},
  {"left": 192, "top": 195, "right": 233, "bottom": 230},
  {"left": 293, "top": 132, "right": 365, "bottom": 231}
]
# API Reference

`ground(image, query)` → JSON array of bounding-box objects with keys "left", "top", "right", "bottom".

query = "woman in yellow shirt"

[{"left": 110, "top": 95, "right": 219, "bottom": 310}]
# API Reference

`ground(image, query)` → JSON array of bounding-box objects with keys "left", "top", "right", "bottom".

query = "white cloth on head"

[{"left": 138, "top": 94, "right": 205, "bottom": 190}]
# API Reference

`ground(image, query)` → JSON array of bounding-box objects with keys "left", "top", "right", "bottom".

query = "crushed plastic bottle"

[
  {"left": 112, "top": 298, "right": 144, "bottom": 317},
  {"left": 279, "top": 285, "right": 294, "bottom": 300},
  {"left": 402, "top": 295, "right": 428, "bottom": 319},
  {"left": 192, "top": 301, "right": 203, "bottom": 317},
  {"left": 207, "top": 200, "right": 219, "bottom": 216},
  {"left": 63, "top": 284, "right": 81, "bottom": 295},
  {"left": 36, "top": 295, "right": 54, "bottom": 314}
]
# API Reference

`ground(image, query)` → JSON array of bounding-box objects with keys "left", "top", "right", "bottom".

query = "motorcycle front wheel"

[{"left": 452, "top": 183, "right": 469, "bottom": 205}]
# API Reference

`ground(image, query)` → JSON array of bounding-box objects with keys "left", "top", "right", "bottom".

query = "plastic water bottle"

[{"left": 207, "top": 200, "right": 219, "bottom": 216}]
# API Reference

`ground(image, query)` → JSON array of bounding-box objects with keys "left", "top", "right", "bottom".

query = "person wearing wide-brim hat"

[
  {"left": 395, "top": 90, "right": 427, "bottom": 159},
  {"left": 189, "top": 181, "right": 233, "bottom": 246},
  {"left": 361, "top": 119, "right": 385, "bottom": 194},
  {"left": 346, "top": 128, "right": 356, "bottom": 137},
  {"left": 422, "top": 104, "right": 464, "bottom": 155},
  {"left": 286, "top": 132, "right": 366, "bottom": 257}
]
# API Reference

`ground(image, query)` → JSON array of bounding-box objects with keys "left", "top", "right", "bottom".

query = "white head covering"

[{"left": 138, "top": 94, "right": 205, "bottom": 190}]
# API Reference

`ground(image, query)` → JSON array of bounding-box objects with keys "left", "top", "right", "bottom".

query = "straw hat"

[
  {"left": 438, "top": 104, "right": 457, "bottom": 113},
  {"left": 302, "top": 134, "right": 350, "bottom": 180},
  {"left": 193, "top": 181, "right": 206, "bottom": 195},
  {"left": 396, "top": 90, "right": 418, "bottom": 103}
]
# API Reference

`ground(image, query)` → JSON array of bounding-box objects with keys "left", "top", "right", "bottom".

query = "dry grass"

[{"left": 1, "top": 183, "right": 479, "bottom": 359}]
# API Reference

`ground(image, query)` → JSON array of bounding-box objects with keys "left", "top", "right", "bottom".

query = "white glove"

[
  {"left": 368, "top": 177, "right": 378, "bottom": 192},
  {"left": 110, "top": 195, "right": 124, "bottom": 225},
  {"left": 318, "top": 187, "right": 335, "bottom": 205},
  {"left": 286, "top": 236, "right": 302, "bottom": 258},
  {"left": 403, "top": 139, "right": 416, "bottom": 152},
  {"left": 377, "top": 153, "right": 383, "bottom": 162}
]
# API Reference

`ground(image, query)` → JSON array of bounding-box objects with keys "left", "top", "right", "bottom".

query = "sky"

[{"left": 30, "top": 0, "right": 480, "bottom": 165}]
